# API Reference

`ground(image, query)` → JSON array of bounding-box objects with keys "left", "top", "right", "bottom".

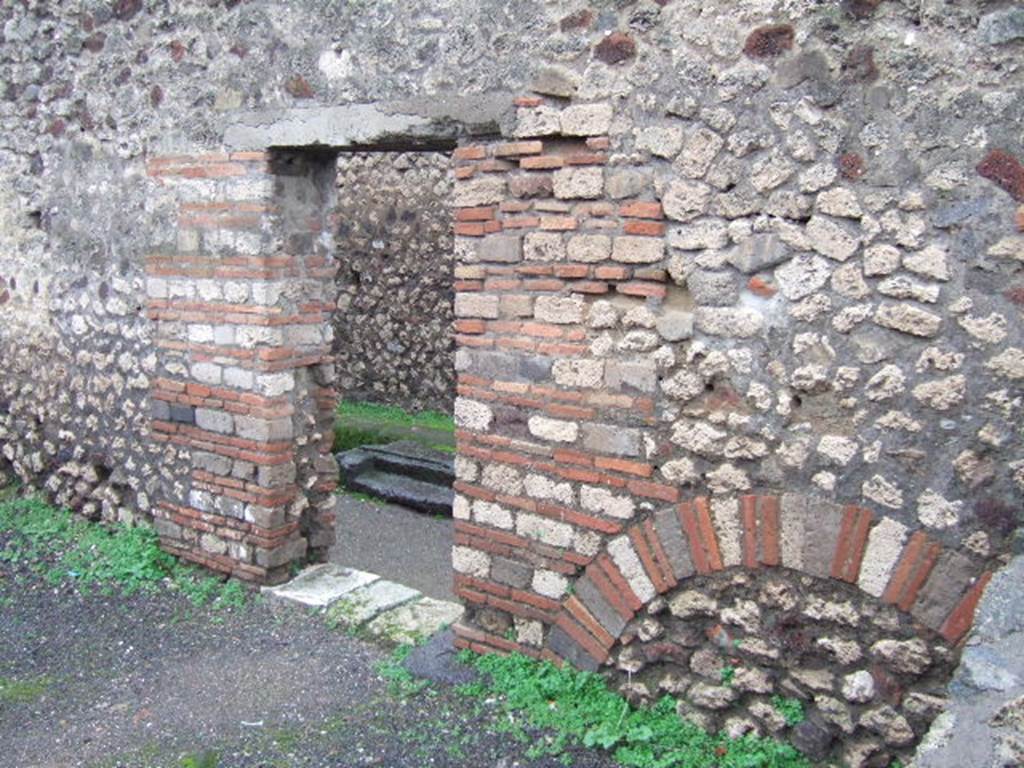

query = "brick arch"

[{"left": 547, "top": 493, "right": 992, "bottom": 671}]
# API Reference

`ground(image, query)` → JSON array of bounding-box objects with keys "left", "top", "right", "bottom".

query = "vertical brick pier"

[{"left": 145, "top": 150, "right": 339, "bottom": 584}]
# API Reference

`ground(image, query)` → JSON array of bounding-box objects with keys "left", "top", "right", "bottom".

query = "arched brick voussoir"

[{"left": 547, "top": 492, "right": 994, "bottom": 671}]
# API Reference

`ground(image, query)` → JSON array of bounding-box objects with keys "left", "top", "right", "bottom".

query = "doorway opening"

[{"left": 328, "top": 146, "right": 458, "bottom": 601}]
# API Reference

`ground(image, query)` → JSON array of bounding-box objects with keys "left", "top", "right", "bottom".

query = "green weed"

[
  {"left": 771, "top": 695, "right": 806, "bottom": 727},
  {"left": 333, "top": 424, "right": 390, "bottom": 453},
  {"left": 457, "top": 650, "right": 811, "bottom": 768},
  {"left": 720, "top": 664, "right": 736, "bottom": 686},
  {"left": 375, "top": 644, "right": 429, "bottom": 698},
  {"left": 179, "top": 751, "right": 219, "bottom": 768}
]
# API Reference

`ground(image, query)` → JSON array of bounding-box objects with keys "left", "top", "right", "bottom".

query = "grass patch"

[
  {"left": 179, "top": 752, "right": 220, "bottom": 768},
  {"left": 457, "top": 650, "right": 811, "bottom": 768},
  {"left": 334, "top": 424, "right": 391, "bottom": 453},
  {"left": 0, "top": 675, "right": 52, "bottom": 705},
  {"left": 333, "top": 401, "right": 454, "bottom": 454},
  {"left": 0, "top": 495, "right": 249, "bottom": 610},
  {"left": 338, "top": 401, "right": 454, "bottom": 433}
]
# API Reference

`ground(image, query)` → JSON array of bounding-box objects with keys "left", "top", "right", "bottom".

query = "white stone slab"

[
  {"left": 367, "top": 597, "right": 465, "bottom": 645},
  {"left": 261, "top": 564, "right": 379, "bottom": 608},
  {"left": 328, "top": 580, "right": 422, "bottom": 626}
]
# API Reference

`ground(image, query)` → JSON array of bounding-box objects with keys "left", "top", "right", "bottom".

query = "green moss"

[{"left": 0, "top": 675, "right": 52, "bottom": 704}]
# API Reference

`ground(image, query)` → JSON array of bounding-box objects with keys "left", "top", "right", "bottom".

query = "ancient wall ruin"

[
  {"left": 1, "top": 1, "right": 1023, "bottom": 765},
  {"left": 333, "top": 151, "right": 455, "bottom": 414}
]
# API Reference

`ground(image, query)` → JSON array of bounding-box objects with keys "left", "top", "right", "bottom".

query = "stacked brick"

[
  {"left": 144, "top": 151, "right": 339, "bottom": 584},
  {"left": 448, "top": 101, "right": 682, "bottom": 658}
]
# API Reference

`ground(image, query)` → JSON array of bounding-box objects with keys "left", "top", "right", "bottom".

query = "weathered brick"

[
  {"left": 654, "top": 507, "right": 695, "bottom": 580},
  {"left": 582, "top": 422, "right": 641, "bottom": 457},
  {"left": 912, "top": 550, "right": 976, "bottom": 631},
  {"left": 801, "top": 499, "right": 843, "bottom": 579},
  {"left": 883, "top": 531, "right": 942, "bottom": 611},
  {"left": 575, "top": 574, "right": 628, "bottom": 637}
]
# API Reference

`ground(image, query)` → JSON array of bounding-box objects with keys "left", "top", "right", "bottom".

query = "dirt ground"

[{"left": 0, "top": 547, "right": 619, "bottom": 768}]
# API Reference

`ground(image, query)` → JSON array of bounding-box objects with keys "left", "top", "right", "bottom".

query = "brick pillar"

[{"left": 145, "top": 149, "right": 338, "bottom": 583}]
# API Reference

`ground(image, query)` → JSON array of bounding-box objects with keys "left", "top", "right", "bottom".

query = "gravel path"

[
  {"left": 329, "top": 494, "right": 454, "bottom": 602},
  {"left": 0, "top": 544, "right": 619, "bottom": 768}
]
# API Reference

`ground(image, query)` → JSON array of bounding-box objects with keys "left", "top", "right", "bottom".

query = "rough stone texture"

[
  {"left": 916, "top": 557, "right": 1024, "bottom": 768},
  {"left": 334, "top": 152, "right": 454, "bottom": 413},
  {"left": 605, "top": 570, "right": 958, "bottom": 767},
  {"left": 1, "top": 2, "right": 1022, "bottom": 761}
]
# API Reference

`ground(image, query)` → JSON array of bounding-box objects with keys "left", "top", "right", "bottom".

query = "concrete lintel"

[{"left": 223, "top": 92, "right": 513, "bottom": 151}]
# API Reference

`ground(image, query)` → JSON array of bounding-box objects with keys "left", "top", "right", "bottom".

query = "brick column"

[
  {"left": 145, "top": 149, "right": 338, "bottom": 584},
  {"left": 446, "top": 106, "right": 676, "bottom": 655}
]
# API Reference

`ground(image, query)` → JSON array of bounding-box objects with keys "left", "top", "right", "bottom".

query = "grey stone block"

[
  {"left": 801, "top": 500, "right": 843, "bottom": 579},
  {"left": 727, "top": 234, "right": 791, "bottom": 274},
  {"left": 467, "top": 350, "right": 520, "bottom": 380},
  {"left": 150, "top": 399, "right": 171, "bottom": 421},
  {"left": 576, "top": 575, "right": 627, "bottom": 638},
  {"left": 686, "top": 269, "right": 739, "bottom": 306},
  {"left": 582, "top": 423, "right": 641, "bottom": 457},
  {"left": 656, "top": 311, "right": 694, "bottom": 342},
  {"left": 480, "top": 235, "right": 522, "bottom": 263},
  {"left": 548, "top": 625, "right": 599, "bottom": 672},
  {"left": 214, "top": 495, "right": 245, "bottom": 520},
  {"left": 195, "top": 408, "right": 234, "bottom": 435},
  {"left": 255, "top": 536, "right": 308, "bottom": 568},
  {"left": 168, "top": 404, "right": 195, "bottom": 424},
  {"left": 490, "top": 556, "right": 533, "bottom": 589},
  {"left": 913, "top": 551, "right": 975, "bottom": 631},
  {"left": 655, "top": 507, "right": 695, "bottom": 580},
  {"left": 261, "top": 564, "right": 379, "bottom": 608},
  {"left": 258, "top": 461, "right": 298, "bottom": 489},
  {"left": 605, "top": 360, "right": 657, "bottom": 394},
  {"left": 519, "top": 355, "right": 553, "bottom": 382}
]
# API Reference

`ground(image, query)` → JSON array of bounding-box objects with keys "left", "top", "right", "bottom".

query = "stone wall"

[
  {"left": 2, "top": 1, "right": 1024, "bottom": 765},
  {"left": 333, "top": 151, "right": 455, "bottom": 413}
]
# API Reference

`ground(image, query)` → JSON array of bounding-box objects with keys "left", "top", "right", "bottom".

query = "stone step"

[
  {"left": 347, "top": 469, "right": 454, "bottom": 516},
  {"left": 364, "top": 441, "right": 454, "bottom": 486},
  {"left": 337, "top": 440, "right": 454, "bottom": 486},
  {"left": 337, "top": 440, "right": 455, "bottom": 515},
  {"left": 260, "top": 564, "right": 379, "bottom": 608},
  {"left": 366, "top": 597, "right": 465, "bottom": 646},
  {"left": 265, "top": 564, "right": 464, "bottom": 646},
  {"left": 326, "top": 579, "right": 422, "bottom": 626}
]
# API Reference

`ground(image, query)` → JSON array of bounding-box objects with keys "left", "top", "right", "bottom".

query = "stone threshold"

[{"left": 261, "top": 562, "right": 463, "bottom": 645}]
